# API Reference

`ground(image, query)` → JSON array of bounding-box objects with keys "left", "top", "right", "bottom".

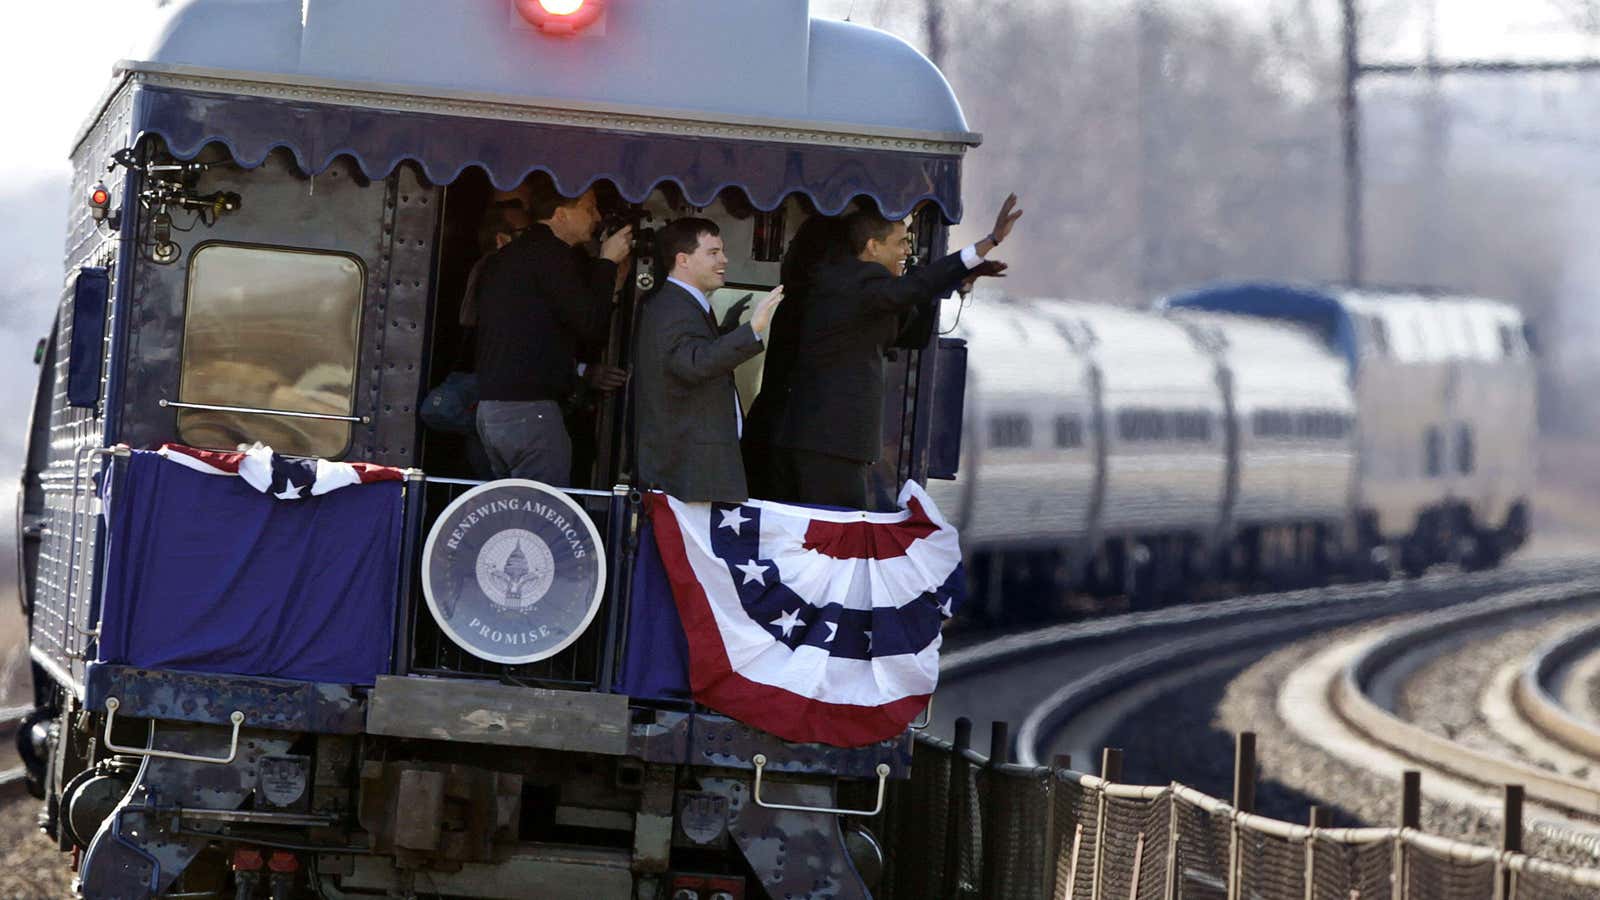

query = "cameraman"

[{"left": 474, "top": 181, "right": 632, "bottom": 485}]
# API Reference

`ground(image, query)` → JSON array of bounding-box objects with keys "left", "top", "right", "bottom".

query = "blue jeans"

[{"left": 475, "top": 400, "right": 571, "bottom": 486}]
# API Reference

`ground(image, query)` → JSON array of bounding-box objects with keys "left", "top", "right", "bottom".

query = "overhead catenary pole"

[
  {"left": 1337, "top": 0, "right": 1600, "bottom": 289},
  {"left": 925, "top": 0, "right": 946, "bottom": 67},
  {"left": 1340, "top": 0, "right": 1364, "bottom": 286}
]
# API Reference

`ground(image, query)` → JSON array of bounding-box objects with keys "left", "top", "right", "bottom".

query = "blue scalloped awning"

[{"left": 131, "top": 85, "right": 965, "bottom": 221}]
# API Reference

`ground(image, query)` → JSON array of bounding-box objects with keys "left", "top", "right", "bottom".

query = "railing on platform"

[{"left": 850, "top": 724, "right": 1600, "bottom": 900}]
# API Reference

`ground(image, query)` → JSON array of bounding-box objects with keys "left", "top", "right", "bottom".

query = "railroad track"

[
  {"left": 1513, "top": 616, "right": 1600, "bottom": 760},
  {"left": 938, "top": 560, "right": 1600, "bottom": 770},
  {"left": 920, "top": 564, "right": 1600, "bottom": 897},
  {"left": 0, "top": 703, "right": 31, "bottom": 803},
  {"left": 1285, "top": 579, "right": 1600, "bottom": 832}
]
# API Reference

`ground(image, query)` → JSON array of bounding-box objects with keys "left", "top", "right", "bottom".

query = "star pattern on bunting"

[
  {"left": 735, "top": 559, "right": 770, "bottom": 586},
  {"left": 718, "top": 506, "right": 750, "bottom": 535},
  {"left": 770, "top": 608, "right": 802, "bottom": 638},
  {"left": 273, "top": 482, "right": 305, "bottom": 501}
]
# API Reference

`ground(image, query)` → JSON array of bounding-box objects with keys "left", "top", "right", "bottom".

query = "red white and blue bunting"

[{"left": 645, "top": 481, "right": 964, "bottom": 747}]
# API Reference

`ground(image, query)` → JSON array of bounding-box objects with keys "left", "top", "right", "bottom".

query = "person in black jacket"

[
  {"left": 742, "top": 215, "right": 849, "bottom": 499},
  {"left": 773, "top": 195, "right": 1022, "bottom": 509},
  {"left": 474, "top": 183, "right": 632, "bottom": 485}
]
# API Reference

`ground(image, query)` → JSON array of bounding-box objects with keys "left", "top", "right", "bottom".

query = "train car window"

[
  {"left": 1054, "top": 414, "right": 1084, "bottom": 448},
  {"left": 178, "top": 244, "right": 364, "bottom": 458},
  {"left": 1172, "top": 410, "right": 1212, "bottom": 442},
  {"left": 1457, "top": 423, "right": 1475, "bottom": 474},
  {"left": 1253, "top": 409, "right": 1294, "bottom": 438},
  {"left": 1424, "top": 426, "right": 1444, "bottom": 477},
  {"left": 1296, "top": 410, "right": 1350, "bottom": 440},
  {"left": 1117, "top": 409, "right": 1168, "bottom": 442},
  {"left": 989, "top": 414, "right": 1032, "bottom": 448}
]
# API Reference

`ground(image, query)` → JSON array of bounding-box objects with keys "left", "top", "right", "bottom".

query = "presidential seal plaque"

[{"left": 421, "top": 480, "right": 607, "bottom": 664}]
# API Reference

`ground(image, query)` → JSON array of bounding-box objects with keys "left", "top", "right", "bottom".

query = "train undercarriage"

[{"left": 20, "top": 666, "right": 895, "bottom": 900}]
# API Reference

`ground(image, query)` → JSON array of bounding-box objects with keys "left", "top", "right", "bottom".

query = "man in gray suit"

[{"left": 634, "top": 218, "right": 784, "bottom": 502}]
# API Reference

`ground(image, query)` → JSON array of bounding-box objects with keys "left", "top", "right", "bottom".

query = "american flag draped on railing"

[
  {"left": 643, "top": 481, "right": 964, "bottom": 747},
  {"left": 97, "top": 444, "right": 405, "bottom": 685}
]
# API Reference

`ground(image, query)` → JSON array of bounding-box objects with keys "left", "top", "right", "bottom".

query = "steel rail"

[
  {"left": 1002, "top": 565, "right": 1600, "bottom": 768},
  {"left": 1332, "top": 580, "right": 1600, "bottom": 820},
  {"left": 0, "top": 705, "right": 32, "bottom": 804},
  {"left": 1513, "top": 616, "right": 1600, "bottom": 759}
]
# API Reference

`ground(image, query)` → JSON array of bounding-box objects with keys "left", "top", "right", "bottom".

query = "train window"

[
  {"left": 1054, "top": 414, "right": 1084, "bottom": 448},
  {"left": 1172, "top": 411, "right": 1211, "bottom": 441},
  {"left": 1297, "top": 410, "right": 1351, "bottom": 440},
  {"left": 1117, "top": 409, "right": 1168, "bottom": 442},
  {"left": 1457, "top": 423, "right": 1475, "bottom": 474},
  {"left": 1253, "top": 409, "right": 1294, "bottom": 438},
  {"left": 989, "top": 414, "right": 1032, "bottom": 448},
  {"left": 178, "top": 244, "right": 364, "bottom": 458},
  {"left": 1424, "top": 426, "right": 1444, "bottom": 477}
]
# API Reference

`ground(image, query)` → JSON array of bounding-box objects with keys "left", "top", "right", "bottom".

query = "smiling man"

[
  {"left": 633, "top": 217, "right": 784, "bottom": 502},
  {"left": 773, "top": 195, "right": 1021, "bottom": 510}
]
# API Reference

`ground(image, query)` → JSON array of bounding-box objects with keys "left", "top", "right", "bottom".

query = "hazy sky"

[{"left": 4, "top": 1, "right": 1600, "bottom": 189}]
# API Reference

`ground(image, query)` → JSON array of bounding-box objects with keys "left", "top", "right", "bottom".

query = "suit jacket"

[
  {"left": 475, "top": 224, "right": 617, "bottom": 403},
  {"left": 634, "top": 281, "right": 765, "bottom": 502},
  {"left": 775, "top": 252, "right": 971, "bottom": 463}
]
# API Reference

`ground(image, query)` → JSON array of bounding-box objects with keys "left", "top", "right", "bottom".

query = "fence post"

[
  {"left": 1393, "top": 771, "right": 1421, "bottom": 900},
  {"left": 1232, "top": 733, "right": 1257, "bottom": 814},
  {"left": 1498, "top": 785, "right": 1523, "bottom": 900},
  {"left": 1044, "top": 755, "right": 1070, "bottom": 899},
  {"left": 981, "top": 721, "right": 1011, "bottom": 900},
  {"left": 1227, "top": 733, "right": 1255, "bottom": 900},
  {"left": 1090, "top": 748, "right": 1123, "bottom": 900},
  {"left": 1163, "top": 787, "right": 1180, "bottom": 900},
  {"left": 1304, "top": 807, "right": 1331, "bottom": 900},
  {"left": 946, "top": 717, "right": 973, "bottom": 899}
]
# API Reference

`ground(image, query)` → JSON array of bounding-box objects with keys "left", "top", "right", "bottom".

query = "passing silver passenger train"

[{"left": 930, "top": 283, "right": 1537, "bottom": 617}]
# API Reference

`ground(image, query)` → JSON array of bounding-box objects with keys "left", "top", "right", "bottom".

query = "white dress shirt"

[{"left": 667, "top": 277, "right": 745, "bottom": 438}]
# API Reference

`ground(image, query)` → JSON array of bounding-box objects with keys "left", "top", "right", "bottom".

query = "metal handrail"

[
  {"left": 420, "top": 475, "right": 614, "bottom": 497},
  {"left": 751, "top": 753, "right": 890, "bottom": 817},
  {"left": 103, "top": 697, "right": 245, "bottom": 765},
  {"left": 158, "top": 398, "right": 370, "bottom": 424}
]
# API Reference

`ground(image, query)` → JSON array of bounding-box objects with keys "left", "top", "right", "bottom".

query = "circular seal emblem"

[{"left": 421, "top": 480, "right": 607, "bottom": 665}]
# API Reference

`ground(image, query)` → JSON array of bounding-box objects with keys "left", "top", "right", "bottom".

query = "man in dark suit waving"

[
  {"left": 634, "top": 218, "right": 784, "bottom": 502},
  {"left": 774, "top": 195, "right": 1022, "bottom": 509}
]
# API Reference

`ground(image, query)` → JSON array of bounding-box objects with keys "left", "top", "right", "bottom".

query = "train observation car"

[
  {"left": 1168, "top": 283, "right": 1535, "bottom": 574},
  {"left": 15, "top": 3, "right": 980, "bottom": 899}
]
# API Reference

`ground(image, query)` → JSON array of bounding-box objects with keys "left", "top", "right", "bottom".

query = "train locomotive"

[
  {"left": 931, "top": 284, "right": 1537, "bottom": 619},
  {"left": 14, "top": 2, "right": 979, "bottom": 898}
]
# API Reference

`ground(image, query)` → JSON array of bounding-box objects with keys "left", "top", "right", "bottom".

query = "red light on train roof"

[
  {"left": 89, "top": 183, "right": 112, "bottom": 223},
  {"left": 516, "top": 0, "right": 604, "bottom": 35}
]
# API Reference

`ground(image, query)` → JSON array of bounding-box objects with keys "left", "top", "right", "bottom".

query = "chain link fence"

[{"left": 868, "top": 733, "right": 1600, "bottom": 900}]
